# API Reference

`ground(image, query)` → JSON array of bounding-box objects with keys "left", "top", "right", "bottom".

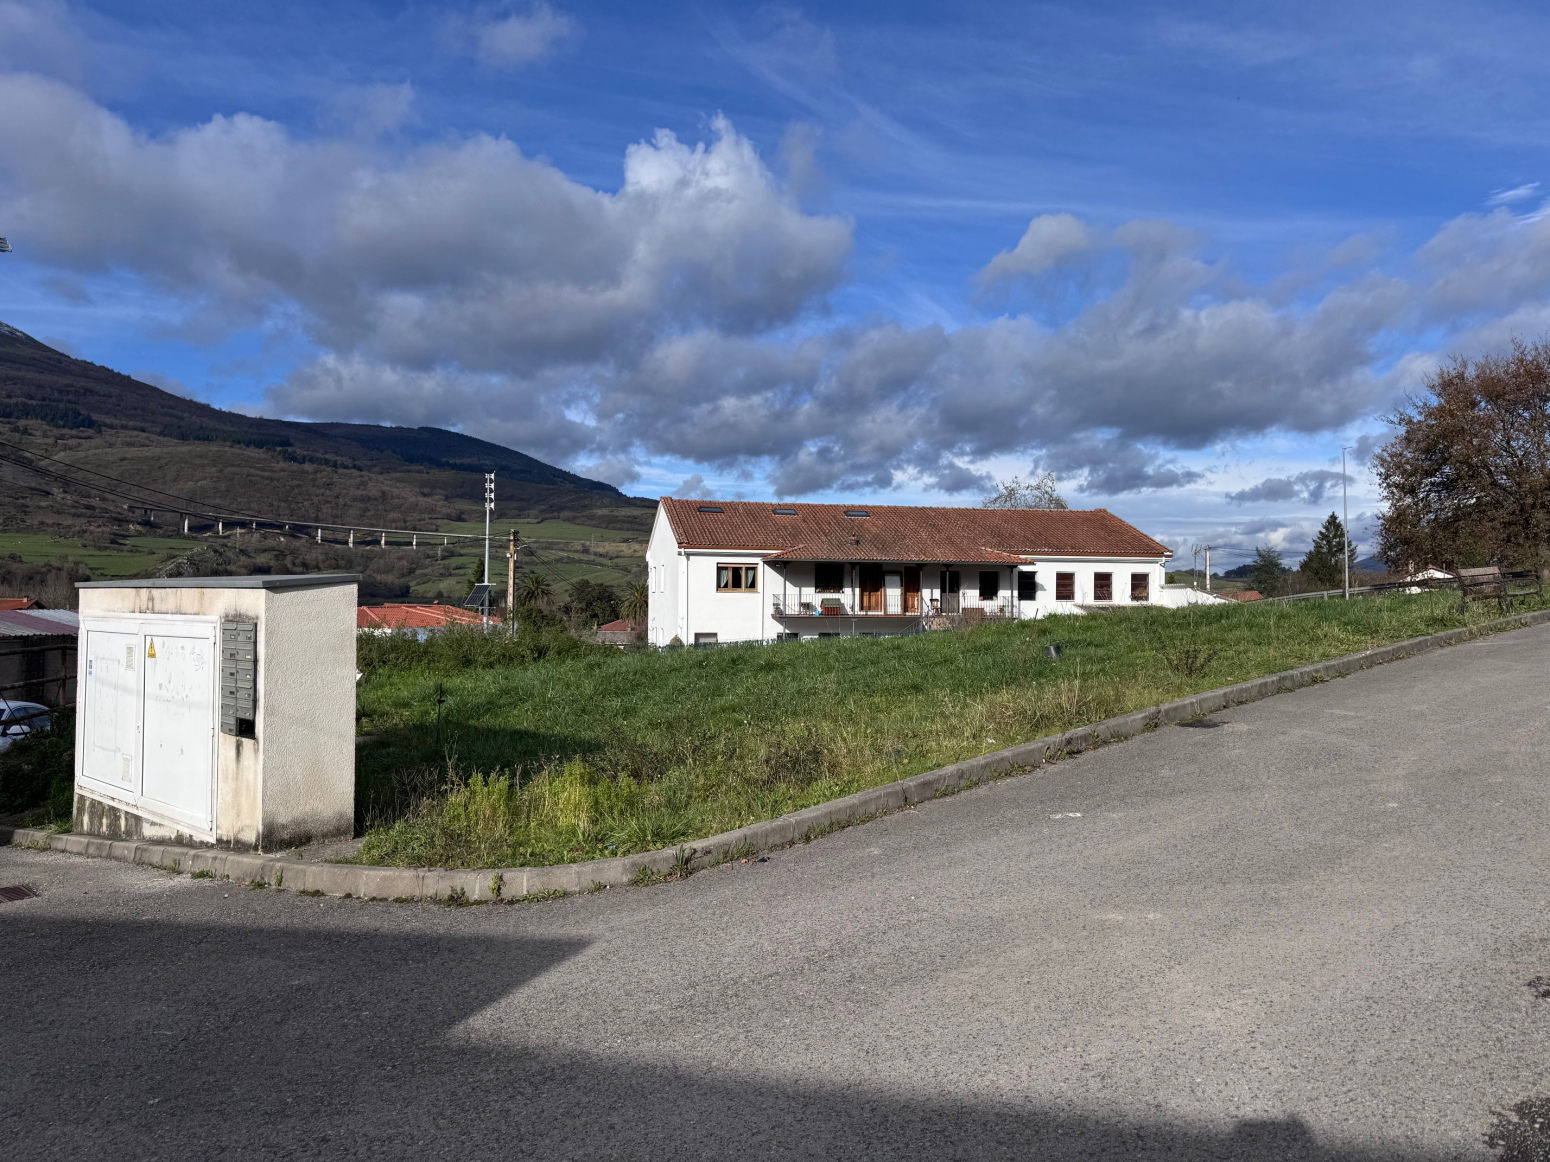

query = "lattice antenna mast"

[{"left": 483, "top": 473, "right": 495, "bottom": 626}]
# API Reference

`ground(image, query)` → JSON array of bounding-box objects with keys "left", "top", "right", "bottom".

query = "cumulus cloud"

[
  {"left": 671, "top": 473, "right": 712, "bottom": 499},
  {"left": 978, "top": 213, "right": 1092, "bottom": 286},
  {"left": 1349, "top": 433, "right": 1384, "bottom": 464},
  {"left": 0, "top": 0, "right": 85, "bottom": 82},
  {"left": 0, "top": 77, "right": 851, "bottom": 367},
  {"left": 1225, "top": 469, "right": 1349, "bottom": 505},
  {"left": 1041, "top": 438, "right": 1206, "bottom": 495},
  {"left": 6, "top": 68, "right": 1550, "bottom": 499}
]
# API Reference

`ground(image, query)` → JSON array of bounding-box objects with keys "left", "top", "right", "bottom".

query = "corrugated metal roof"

[
  {"left": 0, "top": 609, "right": 78, "bottom": 637},
  {"left": 659, "top": 498, "right": 1172, "bottom": 563}
]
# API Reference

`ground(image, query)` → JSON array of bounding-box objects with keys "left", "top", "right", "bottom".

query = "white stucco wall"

[
  {"left": 646, "top": 508, "right": 685, "bottom": 647},
  {"left": 681, "top": 552, "right": 769, "bottom": 644}
]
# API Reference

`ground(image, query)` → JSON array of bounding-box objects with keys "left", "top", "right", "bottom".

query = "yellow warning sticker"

[{"left": 147, "top": 639, "right": 157, "bottom": 659}]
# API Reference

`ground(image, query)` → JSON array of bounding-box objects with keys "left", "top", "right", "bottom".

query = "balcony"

[
  {"left": 771, "top": 589, "right": 1018, "bottom": 619},
  {"left": 937, "top": 594, "right": 1017, "bottom": 618},
  {"left": 772, "top": 589, "right": 922, "bottom": 618}
]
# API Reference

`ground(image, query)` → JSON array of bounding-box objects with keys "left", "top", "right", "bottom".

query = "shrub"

[
  {"left": 0, "top": 708, "right": 75, "bottom": 823},
  {"left": 357, "top": 619, "right": 599, "bottom": 676}
]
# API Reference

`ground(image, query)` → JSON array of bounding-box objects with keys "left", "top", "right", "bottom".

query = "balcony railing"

[
  {"left": 772, "top": 589, "right": 922, "bottom": 617},
  {"left": 941, "top": 595, "right": 1017, "bottom": 618},
  {"left": 772, "top": 590, "right": 1019, "bottom": 618}
]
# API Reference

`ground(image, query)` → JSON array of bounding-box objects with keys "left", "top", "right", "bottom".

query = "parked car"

[{"left": 0, "top": 701, "right": 51, "bottom": 753}]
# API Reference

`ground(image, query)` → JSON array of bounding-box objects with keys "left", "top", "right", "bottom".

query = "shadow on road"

[{"left": 1, "top": 914, "right": 1498, "bottom": 1161}]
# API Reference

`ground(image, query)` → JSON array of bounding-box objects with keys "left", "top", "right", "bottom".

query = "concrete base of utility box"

[{"left": 73, "top": 574, "right": 359, "bottom": 851}]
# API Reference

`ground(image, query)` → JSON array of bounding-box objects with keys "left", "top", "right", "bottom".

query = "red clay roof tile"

[
  {"left": 659, "top": 498, "right": 1171, "bottom": 562},
  {"left": 357, "top": 604, "right": 494, "bottom": 629}
]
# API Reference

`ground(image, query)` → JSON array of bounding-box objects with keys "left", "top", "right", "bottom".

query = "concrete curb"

[{"left": 8, "top": 606, "right": 1550, "bottom": 902}]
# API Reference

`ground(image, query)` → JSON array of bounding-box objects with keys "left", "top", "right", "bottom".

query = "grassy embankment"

[{"left": 352, "top": 590, "right": 1519, "bottom": 870}]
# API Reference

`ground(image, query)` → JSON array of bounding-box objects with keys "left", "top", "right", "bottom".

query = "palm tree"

[
  {"left": 621, "top": 582, "right": 649, "bottom": 626},
  {"left": 517, "top": 572, "right": 553, "bottom": 608}
]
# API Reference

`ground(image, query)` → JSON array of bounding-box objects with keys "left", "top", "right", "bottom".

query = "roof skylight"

[
  {"left": 844, "top": 509, "right": 870, "bottom": 518},
  {"left": 696, "top": 505, "right": 723, "bottom": 513}
]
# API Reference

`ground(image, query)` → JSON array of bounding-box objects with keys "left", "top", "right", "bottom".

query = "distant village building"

[
  {"left": 357, "top": 602, "right": 495, "bottom": 639},
  {"left": 645, "top": 498, "right": 1190, "bottom": 647},
  {"left": 594, "top": 618, "right": 640, "bottom": 647}
]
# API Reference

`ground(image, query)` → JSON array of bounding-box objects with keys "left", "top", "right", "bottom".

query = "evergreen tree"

[
  {"left": 1249, "top": 545, "right": 1287, "bottom": 597},
  {"left": 1300, "top": 513, "right": 1357, "bottom": 590}
]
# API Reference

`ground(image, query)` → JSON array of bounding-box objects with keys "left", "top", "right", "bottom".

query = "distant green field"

[
  {"left": 0, "top": 532, "right": 197, "bottom": 577},
  {"left": 400, "top": 534, "right": 641, "bottom": 601}
]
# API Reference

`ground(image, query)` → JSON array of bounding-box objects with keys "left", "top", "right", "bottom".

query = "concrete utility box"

[{"left": 73, "top": 574, "right": 358, "bottom": 851}]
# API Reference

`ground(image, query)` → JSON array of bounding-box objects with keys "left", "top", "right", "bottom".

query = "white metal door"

[
  {"left": 883, "top": 573, "right": 903, "bottom": 614},
  {"left": 140, "top": 631, "right": 216, "bottom": 831},
  {"left": 80, "top": 629, "right": 141, "bottom": 796}
]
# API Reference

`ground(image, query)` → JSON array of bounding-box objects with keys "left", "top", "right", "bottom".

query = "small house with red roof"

[{"left": 645, "top": 498, "right": 1177, "bottom": 646}]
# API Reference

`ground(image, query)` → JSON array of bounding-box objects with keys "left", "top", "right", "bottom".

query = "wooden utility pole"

[{"left": 506, "top": 529, "right": 516, "bottom": 630}]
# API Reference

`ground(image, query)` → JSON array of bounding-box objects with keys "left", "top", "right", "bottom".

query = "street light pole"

[{"left": 1341, "top": 446, "right": 1352, "bottom": 600}]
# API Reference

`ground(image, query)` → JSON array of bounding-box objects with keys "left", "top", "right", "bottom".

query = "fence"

[
  {"left": 1262, "top": 577, "right": 1461, "bottom": 604},
  {"left": 0, "top": 637, "right": 77, "bottom": 727}
]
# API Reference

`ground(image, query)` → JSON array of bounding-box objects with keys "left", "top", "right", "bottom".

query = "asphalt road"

[{"left": 5, "top": 625, "right": 1550, "bottom": 1161}]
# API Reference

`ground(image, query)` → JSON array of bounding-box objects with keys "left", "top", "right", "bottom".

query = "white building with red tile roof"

[{"left": 646, "top": 498, "right": 1184, "bottom": 646}]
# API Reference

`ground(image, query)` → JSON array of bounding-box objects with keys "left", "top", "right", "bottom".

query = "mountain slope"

[{"left": 0, "top": 321, "right": 651, "bottom": 536}]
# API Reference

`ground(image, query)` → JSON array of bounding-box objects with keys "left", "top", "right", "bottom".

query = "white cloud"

[
  {"left": 1486, "top": 182, "right": 1539, "bottom": 207},
  {"left": 1225, "top": 469, "right": 1349, "bottom": 505},
  {"left": 473, "top": 3, "right": 576, "bottom": 68},
  {"left": 0, "top": 0, "right": 85, "bottom": 82},
  {"left": 6, "top": 68, "right": 1550, "bottom": 500},
  {"left": 978, "top": 213, "right": 1092, "bottom": 286},
  {"left": 671, "top": 473, "right": 711, "bottom": 499}
]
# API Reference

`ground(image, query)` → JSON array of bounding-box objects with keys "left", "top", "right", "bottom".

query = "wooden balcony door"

[{"left": 859, "top": 564, "right": 883, "bottom": 612}]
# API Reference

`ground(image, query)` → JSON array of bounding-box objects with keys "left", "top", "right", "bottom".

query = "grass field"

[
  {"left": 351, "top": 590, "right": 1514, "bottom": 870},
  {"left": 0, "top": 532, "right": 199, "bottom": 577}
]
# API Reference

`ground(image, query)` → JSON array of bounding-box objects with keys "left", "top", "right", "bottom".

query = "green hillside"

[{"left": 0, "top": 321, "right": 653, "bottom": 603}]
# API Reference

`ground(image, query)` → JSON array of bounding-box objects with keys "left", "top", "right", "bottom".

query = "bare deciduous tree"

[
  {"left": 982, "top": 472, "right": 1068, "bottom": 510},
  {"left": 1375, "top": 339, "right": 1550, "bottom": 571}
]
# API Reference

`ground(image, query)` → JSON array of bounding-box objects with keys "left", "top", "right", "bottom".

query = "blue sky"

[{"left": 3, "top": 1, "right": 1550, "bottom": 568}]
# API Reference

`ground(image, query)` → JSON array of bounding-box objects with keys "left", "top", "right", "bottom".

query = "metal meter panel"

[
  {"left": 79, "top": 628, "right": 142, "bottom": 797},
  {"left": 220, "top": 620, "right": 256, "bottom": 738},
  {"left": 140, "top": 631, "right": 217, "bottom": 831}
]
